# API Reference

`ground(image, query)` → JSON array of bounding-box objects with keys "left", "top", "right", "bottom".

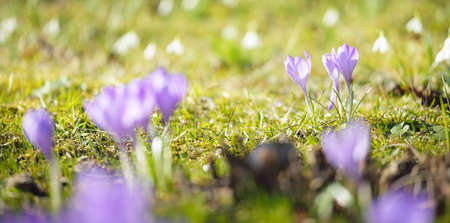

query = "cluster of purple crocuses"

[
  {"left": 8, "top": 48, "right": 436, "bottom": 222},
  {"left": 14, "top": 67, "right": 187, "bottom": 223},
  {"left": 285, "top": 43, "right": 359, "bottom": 118},
  {"left": 285, "top": 44, "right": 434, "bottom": 222}
]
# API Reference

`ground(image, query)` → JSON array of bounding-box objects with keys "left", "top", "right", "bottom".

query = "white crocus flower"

[
  {"left": 0, "top": 17, "right": 17, "bottom": 43},
  {"left": 166, "top": 38, "right": 184, "bottom": 55},
  {"left": 323, "top": 8, "right": 339, "bottom": 27},
  {"left": 182, "top": 0, "right": 199, "bottom": 11},
  {"left": 158, "top": 0, "right": 174, "bottom": 16},
  {"left": 241, "top": 30, "right": 261, "bottom": 50},
  {"left": 113, "top": 31, "right": 140, "bottom": 55},
  {"left": 222, "top": 0, "right": 239, "bottom": 8},
  {"left": 433, "top": 37, "right": 450, "bottom": 67},
  {"left": 43, "top": 19, "right": 60, "bottom": 36},
  {"left": 406, "top": 17, "right": 423, "bottom": 34},
  {"left": 372, "top": 33, "right": 390, "bottom": 54},
  {"left": 143, "top": 43, "right": 157, "bottom": 60},
  {"left": 222, "top": 24, "right": 238, "bottom": 40}
]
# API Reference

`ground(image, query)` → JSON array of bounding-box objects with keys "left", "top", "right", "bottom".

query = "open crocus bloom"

[
  {"left": 146, "top": 67, "right": 189, "bottom": 123},
  {"left": 321, "top": 121, "right": 370, "bottom": 180},
  {"left": 84, "top": 78, "right": 156, "bottom": 142},
  {"left": 22, "top": 109, "right": 55, "bottom": 159},
  {"left": 367, "top": 190, "right": 434, "bottom": 223}
]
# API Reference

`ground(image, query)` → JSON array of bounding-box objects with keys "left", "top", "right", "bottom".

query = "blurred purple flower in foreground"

[
  {"left": 22, "top": 109, "right": 54, "bottom": 159},
  {"left": 0, "top": 212, "right": 51, "bottom": 223},
  {"left": 284, "top": 52, "right": 312, "bottom": 107},
  {"left": 321, "top": 121, "right": 370, "bottom": 180},
  {"left": 146, "top": 67, "right": 188, "bottom": 123},
  {"left": 367, "top": 190, "right": 434, "bottom": 223},
  {"left": 335, "top": 43, "right": 358, "bottom": 91},
  {"left": 322, "top": 48, "right": 340, "bottom": 110},
  {"left": 84, "top": 79, "right": 156, "bottom": 142},
  {"left": 64, "top": 169, "right": 151, "bottom": 223}
]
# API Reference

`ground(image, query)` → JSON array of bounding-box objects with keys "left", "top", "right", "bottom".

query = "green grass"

[{"left": 0, "top": 0, "right": 449, "bottom": 222}]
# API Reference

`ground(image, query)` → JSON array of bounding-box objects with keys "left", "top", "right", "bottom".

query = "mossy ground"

[{"left": 0, "top": 0, "right": 449, "bottom": 222}]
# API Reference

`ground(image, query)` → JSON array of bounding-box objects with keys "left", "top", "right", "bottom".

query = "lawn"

[{"left": 0, "top": 0, "right": 449, "bottom": 222}]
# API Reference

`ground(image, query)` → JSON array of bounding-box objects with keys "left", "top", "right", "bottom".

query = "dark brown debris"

[{"left": 5, "top": 173, "right": 47, "bottom": 197}]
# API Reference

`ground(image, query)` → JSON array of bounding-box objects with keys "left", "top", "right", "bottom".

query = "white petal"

[
  {"left": 406, "top": 17, "right": 423, "bottom": 34},
  {"left": 182, "top": 0, "right": 199, "bottom": 11},
  {"left": 433, "top": 37, "right": 450, "bottom": 66},
  {"left": 113, "top": 31, "right": 140, "bottom": 55},
  {"left": 241, "top": 30, "right": 261, "bottom": 50},
  {"left": 143, "top": 43, "right": 157, "bottom": 60},
  {"left": 158, "top": 0, "right": 174, "bottom": 16},
  {"left": 0, "top": 17, "right": 17, "bottom": 43},
  {"left": 222, "top": 24, "right": 239, "bottom": 40},
  {"left": 166, "top": 38, "right": 184, "bottom": 55},
  {"left": 372, "top": 34, "right": 390, "bottom": 54},
  {"left": 323, "top": 8, "right": 339, "bottom": 27},
  {"left": 43, "top": 19, "right": 60, "bottom": 36},
  {"left": 222, "top": 0, "right": 239, "bottom": 8}
]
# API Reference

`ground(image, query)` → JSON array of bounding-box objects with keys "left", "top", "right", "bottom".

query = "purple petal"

[
  {"left": 321, "top": 121, "right": 370, "bottom": 179},
  {"left": 65, "top": 169, "right": 151, "bottom": 223},
  {"left": 147, "top": 67, "right": 189, "bottom": 123},
  {"left": 367, "top": 190, "right": 434, "bottom": 223},
  {"left": 22, "top": 109, "right": 54, "bottom": 159}
]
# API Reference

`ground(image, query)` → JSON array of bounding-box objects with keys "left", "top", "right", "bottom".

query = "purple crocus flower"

[
  {"left": 367, "top": 190, "right": 434, "bottom": 223},
  {"left": 64, "top": 169, "right": 151, "bottom": 223},
  {"left": 322, "top": 48, "right": 340, "bottom": 110},
  {"left": 146, "top": 67, "right": 188, "bottom": 123},
  {"left": 284, "top": 52, "right": 312, "bottom": 107},
  {"left": 336, "top": 43, "right": 358, "bottom": 91},
  {"left": 22, "top": 109, "right": 54, "bottom": 159},
  {"left": 321, "top": 121, "right": 370, "bottom": 180},
  {"left": 84, "top": 79, "right": 156, "bottom": 142}
]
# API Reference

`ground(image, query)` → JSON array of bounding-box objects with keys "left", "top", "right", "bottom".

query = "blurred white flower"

[
  {"left": 166, "top": 38, "right": 184, "bottom": 55},
  {"left": 222, "top": 0, "right": 239, "bottom": 8},
  {"left": 372, "top": 33, "right": 390, "bottom": 54},
  {"left": 222, "top": 24, "right": 238, "bottom": 40},
  {"left": 113, "top": 31, "right": 140, "bottom": 55},
  {"left": 202, "top": 164, "right": 210, "bottom": 172},
  {"left": 406, "top": 17, "right": 423, "bottom": 34},
  {"left": 0, "top": 17, "right": 17, "bottom": 43},
  {"left": 433, "top": 37, "right": 450, "bottom": 67},
  {"left": 323, "top": 8, "right": 339, "bottom": 27},
  {"left": 43, "top": 19, "right": 60, "bottom": 36},
  {"left": 158, "top": 0, "right": 174, "bottom": 16},
  {"left": 241, "top": 30, "right": 261, "bottom": 50},
  {"left": 143, "top": 43, "right": 157, "bottom": 60},
  {"left": 182, "top": 0, "right": 199, "bottom": 11}
]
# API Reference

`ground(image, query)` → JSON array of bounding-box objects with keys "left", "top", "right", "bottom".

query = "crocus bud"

[{"left": 22, "top": 109, "right": 54, "bottom": 159}]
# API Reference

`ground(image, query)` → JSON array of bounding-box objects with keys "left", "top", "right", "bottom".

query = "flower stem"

[
  {"left": 119, "top": 143, "right": 134, "bottom": 185},
  {"left": 49, "top": 158, "right": 61, "bottom": 213}
]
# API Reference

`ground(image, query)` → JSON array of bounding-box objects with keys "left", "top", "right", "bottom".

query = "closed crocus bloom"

[
  {"left": 372, "top": 33, "right": 390, "bottom": 54},
  {"left": 146, "top": 67, "right": 188, "bottom": 123},
  {"left": 65, "top": 169, "right": 150, "bottom": 223},
  {"left": 322, "top": 49, "right": 340, "bottom": 110},
  {"left": 284, "top": 52, "right": 312, "bottom": 106},
  {"left": 321, "top": 121, "right": 370, "bottom": 180},
  {"left": 336, "top": 43, "right": 359, "bottom": 91},
  {"left": 22, "top": 109, "right": 54, "bottom": 159},
  {"left": 367, "top": 190, "right": 434, "bottom": 223},
  {"left": 433, "top": 36, "right": 450, "bottom": 67},
  {"left": 84, "top": 79, "right": 156, "bottom": 142}
]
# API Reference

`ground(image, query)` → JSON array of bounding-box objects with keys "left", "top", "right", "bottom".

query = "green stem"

[
  {"left": 49, "top": 158, "right": 61, "bottom": 212},
  {"left": 119, "top": 143, "right": 134, "bottom": 185}
]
